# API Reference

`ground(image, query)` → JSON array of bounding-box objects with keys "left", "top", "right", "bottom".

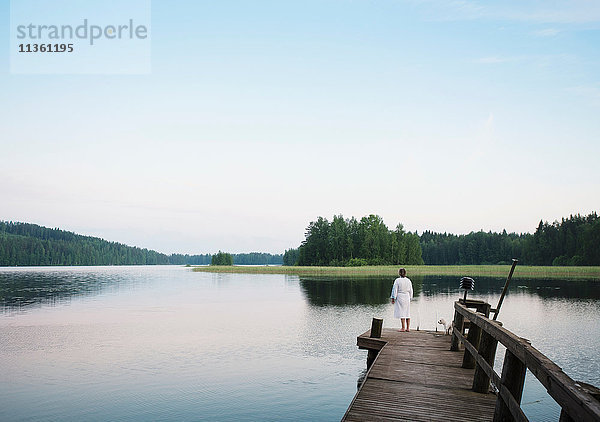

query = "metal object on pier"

[{"left": 460, "top": 277, "right": 475, "bottom": 302}]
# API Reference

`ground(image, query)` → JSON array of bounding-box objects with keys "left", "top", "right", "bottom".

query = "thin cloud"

[
  {"left": 404, "top": 0, "right": 600, "bottom": 24},
  {"left": 474, "top": 56, "right": 512, "bottom": 64},
  {"left": 473, "top": 53, "right": 577, "bottom": 68},
  {"left": 533, "top": 28, "right": 561, "bottom": 37}
]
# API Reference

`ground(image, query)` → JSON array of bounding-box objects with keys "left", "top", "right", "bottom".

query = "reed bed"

[{"left": 192, "top": 264, "right": 600, "bottom": 280}]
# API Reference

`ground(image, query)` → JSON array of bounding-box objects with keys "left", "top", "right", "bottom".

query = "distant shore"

[{"left": 191, "top": 264, "right": 600, "bottom": 280}]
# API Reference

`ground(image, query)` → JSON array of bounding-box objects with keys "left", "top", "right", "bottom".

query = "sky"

[{"left": 1, "top": 0, "right": 599, "bottom": 254}]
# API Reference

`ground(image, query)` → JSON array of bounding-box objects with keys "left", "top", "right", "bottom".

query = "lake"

[{"left": 1, "top": 266, "right": 598, "bottom": 421}]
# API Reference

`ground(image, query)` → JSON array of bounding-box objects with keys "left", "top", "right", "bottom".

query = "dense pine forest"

[
  {"left": 0, "top": 222, "right": 282, "bottom": 266},
  {"left": 2, "top": 212, "right": 598, "bottom": 267},
  {"left": 285, "top": 214, "right": 424, "bottom": 266},
  {"left": 420, "top": 213, "right": 599, "bottom": 266},
  {"left": 284, "top": 212, "right": 600, "bottom": 266}
]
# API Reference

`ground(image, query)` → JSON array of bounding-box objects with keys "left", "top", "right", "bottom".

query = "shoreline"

[{"left": 191, "top": 264, "right": 600, "bottom": 280}]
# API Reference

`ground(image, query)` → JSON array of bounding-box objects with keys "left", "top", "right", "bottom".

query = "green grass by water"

[{"left": 192, "top": 264, "right": 600, "bottom": 280}]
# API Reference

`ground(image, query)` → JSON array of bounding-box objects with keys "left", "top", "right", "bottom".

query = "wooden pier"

[
  {"left": 343, "top": 329, "right": 496, "bottom": 421},
  {"left": 343, "top": 300, "right": 600, "bottom": 422}
]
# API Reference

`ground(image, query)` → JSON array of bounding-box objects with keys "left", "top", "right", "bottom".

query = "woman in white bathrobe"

[{"left": 390, "top": 268, "right": 414, "bottom": 332}]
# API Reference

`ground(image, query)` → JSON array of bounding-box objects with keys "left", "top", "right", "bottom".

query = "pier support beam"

[
  {"left": 493, "top": 349, "right": 526, "bottom": 422},
  {"left": 473, "top": 323, "right": 501, "bottom": 393},
  {"left": 462, "top": 323, "right": 482, "bottom": 369},
  {"left": 450, "top": 311, "right": 464, "bottom": 351}
]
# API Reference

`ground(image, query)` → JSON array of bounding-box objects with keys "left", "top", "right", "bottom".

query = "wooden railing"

[{"left": 451, "top": 300, "right": 600, "bottom": 422}]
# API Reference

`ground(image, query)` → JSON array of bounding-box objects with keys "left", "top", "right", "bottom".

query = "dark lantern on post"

[{"left": 460, "top": 277, "right": 475, "bottom": 303}]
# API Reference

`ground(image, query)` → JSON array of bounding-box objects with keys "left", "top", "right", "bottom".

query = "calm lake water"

[{"left": 1, "top": 266, "right": 598, "bottom": 421}]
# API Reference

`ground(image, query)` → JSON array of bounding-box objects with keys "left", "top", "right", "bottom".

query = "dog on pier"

[{"left": 438, "top": 318, "right": 454, "bottom": 335}]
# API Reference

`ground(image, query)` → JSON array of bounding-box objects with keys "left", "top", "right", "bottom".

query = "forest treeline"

[
  {"left": 284, "top": 212, "right": 600, "bottom": 266},
  {"left": 0, "top": 222, "right": 282, "bottom": 266},
  {"left": 421, "top": 212, "right": 599, "bottom": 266},
  {"left": 284, "top": 214, "right": 423, "bottom": 266},
  {"left": 2, "top": 212, "right": 598, "bottom": 267}
]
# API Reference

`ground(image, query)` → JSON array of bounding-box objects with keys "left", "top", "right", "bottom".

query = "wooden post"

[
  {"left": 370, "top": 318, "right": 383, "bottom": 339},
  {"left": 450, "top": 308, "right": 464, "bottom": 351},
  {"left": 463, "top": 299, "right": 491, "bottom": 316},
  {"left": 367, "top": 318, "right": 383, "bottom": 369},
  {"left": 367, "top": 349, "right": 377, "bottom": 369},
  {"left": 462, "top": 323, "right": 482, "bottom": 369},
  {"left": 493, "top": 349, "right": 527, "bottom": 421},
  {"left": 481, "top": 303, "right": 492, "bottom": 318},
  {"left": 473, "top": 322, "right": 501, "bottom": 393}
]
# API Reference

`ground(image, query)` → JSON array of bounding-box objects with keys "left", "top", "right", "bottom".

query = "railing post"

[
  {"left": 462, "top": 322, "right": 482, "bottom": 369},
  {"left": 473, "top": 321, "right": 502, "bottom": 393},
  {"left": 450, "top": 306, "right": 464, "bottom": 351},
  {"left": 480, "top": 302, "right": 491, "bottom": 318},
  {"left": 493, "top": 349, "right": 527, "bottom": 422}
]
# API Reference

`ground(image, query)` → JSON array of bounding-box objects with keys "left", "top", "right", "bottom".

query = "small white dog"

[{"left": 438, "top": 318, "right": 454, "bottom": 335}]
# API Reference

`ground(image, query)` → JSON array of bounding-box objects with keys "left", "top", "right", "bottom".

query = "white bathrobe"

[{"left": 390, "top": 276, "right": 414, "bottom": 318}]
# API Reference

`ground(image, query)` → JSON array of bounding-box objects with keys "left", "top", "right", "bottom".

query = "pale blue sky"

[{"left": 1, "top": 0, "right": 599, "bottom": 254}]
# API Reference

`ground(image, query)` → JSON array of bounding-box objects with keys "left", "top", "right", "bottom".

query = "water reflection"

[
  {"left": 298, "top": 274, "right": 600, "bottom": 421},
  {"left": 299, "top": 276, "right": 418, "bottom": 306},
  {"left": 0, "top": 267, "right": 598, "bottom": 422},
  {"left": 0, "top": 267, "right": 129, "bottom": 312},
  {"left": 3, "top": 268, "right": 597, "bottom": 313},
  {"left": 422, "top": 275, "right": 600, "bottom": 300},
  {"left": 299, "top": 275, "right": 600, "bottom": 306}
]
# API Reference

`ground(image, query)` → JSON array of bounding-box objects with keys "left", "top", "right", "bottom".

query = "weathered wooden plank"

[
  {"left": 372, "top": 347, "right": 466, "bottom": 368},
  {"left": 343, "top": 330, "right": 496, "bottom": 422},
  {"left": 348, "top": 379, "right": 495, "bottom": 421},
  {"left": 358, "top": 335, "right": 386, "bottom": 351}
]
